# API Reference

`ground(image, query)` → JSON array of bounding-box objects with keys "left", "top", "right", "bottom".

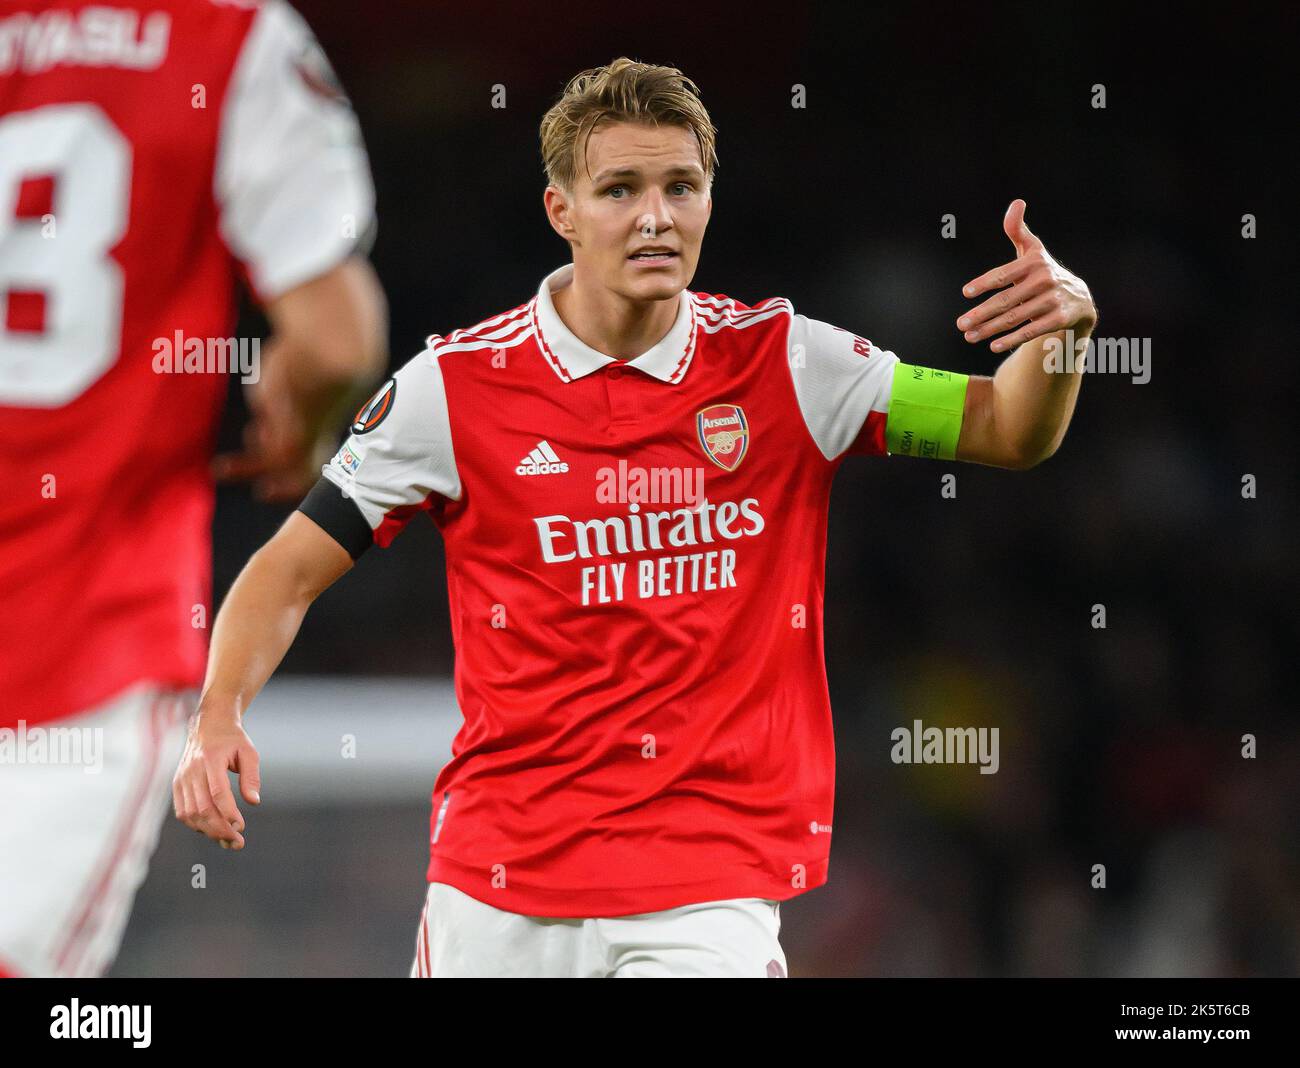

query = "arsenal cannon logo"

[{"left": 696, "top": 403, "right": 750, "bottom": 472}]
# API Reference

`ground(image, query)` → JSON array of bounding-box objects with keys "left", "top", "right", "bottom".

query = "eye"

[
  {"left": 605, "top": 184, "right": 630, "bottom": 198},
  {"left": 671, "top": 182, "right": 694, "bottom": 195}
]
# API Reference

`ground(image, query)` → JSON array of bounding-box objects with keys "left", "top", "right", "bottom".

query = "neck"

[{"left": 552, "top": 267, "right": 678, "bottom": 361}]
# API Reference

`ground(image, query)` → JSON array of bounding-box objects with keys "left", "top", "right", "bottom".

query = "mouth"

[{"left": 627, "top": 249, "right": 679, "bottom": 265}]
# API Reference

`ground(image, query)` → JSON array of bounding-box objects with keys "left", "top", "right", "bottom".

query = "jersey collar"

[{"left": 531, "top": 264, "right": 697, "bottom": 384}]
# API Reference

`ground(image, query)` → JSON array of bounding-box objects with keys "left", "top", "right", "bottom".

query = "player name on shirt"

[
  {"left": 0, "top": 8, "right": 171, "bottom": 74},
  {"left": 1, "top": 0, "right": 376, "bottom": 729}
]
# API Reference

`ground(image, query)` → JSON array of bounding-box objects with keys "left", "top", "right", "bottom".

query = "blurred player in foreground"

[
  {"left": 0, "top": 0, "right": 385, "bottom": 977},
  {"left": 174, "top": 58, "right": 1095, "bottom": 976}
]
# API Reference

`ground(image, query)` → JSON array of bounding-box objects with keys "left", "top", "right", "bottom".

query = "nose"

[{"left": 635, "top": 189, "right": 674, "bottom": 240}]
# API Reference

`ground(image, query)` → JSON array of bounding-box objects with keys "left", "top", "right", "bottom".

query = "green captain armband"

[{"left": 884, "top": 362, "right": 970, "bottom": 460}]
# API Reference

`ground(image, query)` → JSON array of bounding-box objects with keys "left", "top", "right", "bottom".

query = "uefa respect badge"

[{"left": 696, "top": 403, "right": 750, "bottom": 472}]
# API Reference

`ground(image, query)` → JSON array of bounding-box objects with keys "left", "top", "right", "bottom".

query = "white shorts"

[
  {"left": 0, "top": 682, "right": 190, "bottom": 977},
  {"left": 409, "top": 881, "right": 789, "bottom": 978}
]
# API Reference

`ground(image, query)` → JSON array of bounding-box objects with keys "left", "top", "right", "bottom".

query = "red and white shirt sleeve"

[
  {"left": 785, "top": 311, "right": 901, "bottom": 460},
  {"left": 214, "top": 0, "right": 376, "bottom": 301},
  {"left": 306, "top": 347, "right": 462, "bottom": 555}
]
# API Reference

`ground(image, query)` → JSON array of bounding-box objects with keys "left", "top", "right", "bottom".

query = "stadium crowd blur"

[{"left": 115, "top": 3, "right": 1296, "bottom": 976}]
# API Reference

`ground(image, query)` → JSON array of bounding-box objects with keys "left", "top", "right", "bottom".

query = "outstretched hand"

[{"left": 956, "top": 199, "right": 1096, "bottom": 353}]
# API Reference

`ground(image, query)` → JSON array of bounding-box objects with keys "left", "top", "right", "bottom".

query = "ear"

[{"left": 543, "top": 185, "right": 577, "bottom": 244}]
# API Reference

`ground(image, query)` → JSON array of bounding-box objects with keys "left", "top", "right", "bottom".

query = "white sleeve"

[
  {"left": 214, "top": 0, "right": 376, "bottom": 301},
  {"left": 319, "top": 348, "right": 462, "bottom": 546},
  {"left": 786, "top": 312, "right": 902, "bottom": 461}
]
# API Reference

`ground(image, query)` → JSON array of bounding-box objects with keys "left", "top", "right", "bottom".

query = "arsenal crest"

[{"left": 696, "top": 403, "right": 749, "bottom": 471}]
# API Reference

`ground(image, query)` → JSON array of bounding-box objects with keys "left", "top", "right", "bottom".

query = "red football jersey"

[
  {"left": 299, "top": 264, "right": 903, "bottom": 916},
  {"left": 0, "top": 0, "right": 375, "bottom": 727}
]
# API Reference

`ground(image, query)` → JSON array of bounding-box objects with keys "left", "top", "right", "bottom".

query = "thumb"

[
  {"left": 237, "top": 745, "right": 262, "bottom": 804},
  {"left": 1003, "top": 198, "right": 1040, "bottom": 255}
]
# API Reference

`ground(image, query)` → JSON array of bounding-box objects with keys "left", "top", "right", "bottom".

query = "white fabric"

[
  {"left": 214, "top": 0, "right": 376, "bottom": 300},
  {"left": 0, "top": 684, "right": 190, "bottom": 977},
  {"left": 785, "top": 312, "right": 901, "bottom": 461},
  {"left": 532, "top": 264, "right": 698, "bottom": 383},
  {"left": 533, "top": 263, "right": 901, "bottom": 459},
  {"left": 409, "top": 880, "right": 788, "bottom": 978},
  {"left": 321, "top": 346, "right": 463, "bottom": 529}
]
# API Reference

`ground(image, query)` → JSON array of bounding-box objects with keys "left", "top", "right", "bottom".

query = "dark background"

[{"left": 118, "top": 2, "right": 1298, "bottom": 976}]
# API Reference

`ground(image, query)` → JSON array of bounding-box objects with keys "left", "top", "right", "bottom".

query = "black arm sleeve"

[{"left": 296, "top": 477, "right": 374, "bottom": 560}]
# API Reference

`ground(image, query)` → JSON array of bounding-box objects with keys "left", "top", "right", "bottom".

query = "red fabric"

[
  {"left": 4, "top": 290, "right": 46, "bottom": 333},
  {"left": 12, "top": 173, "right": 54, "bottom": 218},
  {"left": 0, "top": 1, "right": 258, "bottom": 728},
  {"left": 407, "top": 296, "right": 843, "bottom": 916}
]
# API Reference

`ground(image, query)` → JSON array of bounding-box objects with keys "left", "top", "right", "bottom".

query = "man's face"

[{"left": 546, "top": 120, "right": 712, "bottom": 304}]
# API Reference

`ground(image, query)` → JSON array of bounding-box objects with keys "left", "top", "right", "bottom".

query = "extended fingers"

[
  {"left": 958, "top": 271, "right": 1053, "bottom": 334},
  {"left": 961, "top": 291, "right": 1060, "bottom": 345},
  {"left": 962, "top": 255, "right": 1036, "bottom": 300},
  {"left": 987, "top": 312, "right": 1071, "bottom": 352}
]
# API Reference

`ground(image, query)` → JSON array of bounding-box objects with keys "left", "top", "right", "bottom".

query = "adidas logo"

[{"left": 515, "top": 440, "right": 569, "bottom": 476}]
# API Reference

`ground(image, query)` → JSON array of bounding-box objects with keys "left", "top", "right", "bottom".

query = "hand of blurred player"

[
  {"left": 172, "top": 705, "right": 261, "bottom": 850},
  {"left": 956, "top": 198, "right": 1097, "bottom": 353},
  {"left": 211, "top": 339, "right": 340, "bottom": 503}
]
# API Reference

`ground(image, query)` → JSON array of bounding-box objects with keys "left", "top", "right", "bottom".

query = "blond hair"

[{"left": 539, "top": 57, "right": 718, "bottom": 190}]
